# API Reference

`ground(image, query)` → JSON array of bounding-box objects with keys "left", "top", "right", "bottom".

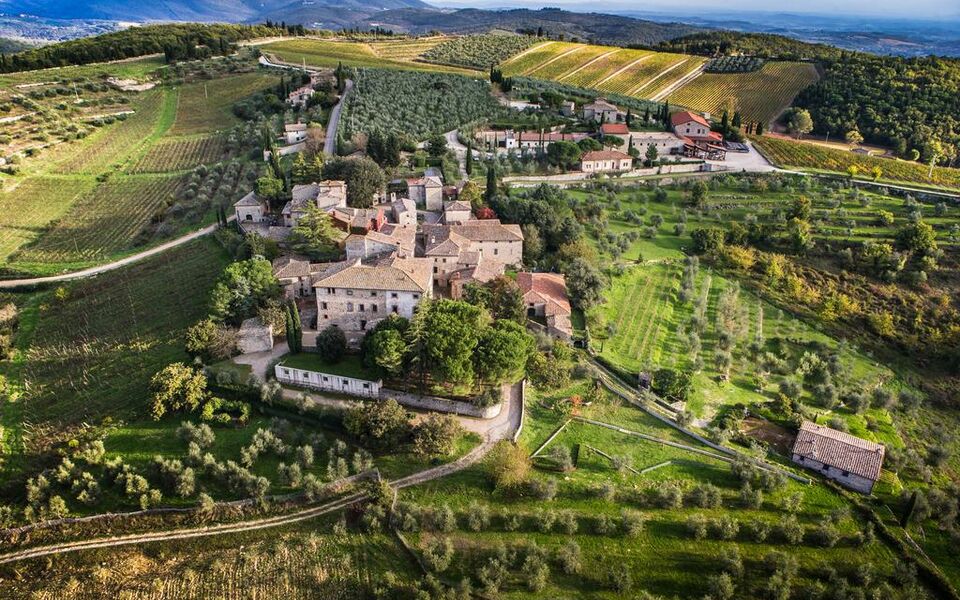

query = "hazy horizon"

[{"left": 428, "top": 0, "right": 960, "bottom": 21}]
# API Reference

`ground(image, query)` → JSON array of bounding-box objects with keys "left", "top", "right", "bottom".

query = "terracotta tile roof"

[
  {"left": 581, "top": 150, "right": 632, "bottom": 162},
  {"left": 272, "top": 256, "right": 311, "bottom": 279},
  {"left": 448, "top": 222, "right": 523, "bottom": 243},
  {"left": 600, "top": 123, "right": 630, "bottom": 135},
  {"left": 313, "top": 257, "right": 432, "bottom": 293},
  {"left": 584, "top": 98, "right": 618, "bottom": 112},
  {"left": 407, "top": 176, "right": 443, "bottom": 187},
  {"left": 284, "top": 123, "right": 307, "bottom": 132},
  {"left": 792, "top": 421, "right": 885, "bottom": 481},
  {"left": 444, "top": 200, "right": 473, "bottom": 213},
  {"left": 517, "top": 272, "right": 572, "bottom": 317},
  {"left": 671, "top": 111, "right": 711, "bottom": 128}
]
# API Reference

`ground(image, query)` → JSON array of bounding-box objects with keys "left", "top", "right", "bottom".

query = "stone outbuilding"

[{"left": 791, "top": 421, "right": 885, "bottom": 494}]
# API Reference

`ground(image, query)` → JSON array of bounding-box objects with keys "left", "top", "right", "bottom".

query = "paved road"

[
  {"left": 0, "top": 216, "right": 235, "bottom": 290},
  {"left": 324, "top": 79, "right": 353, "bottom": 156},
  {"left": 444, "top": 129, "right": 469, "bottom": 179},
  {"left": 0, "top": 381, "right": 523, "bottom": 565}
]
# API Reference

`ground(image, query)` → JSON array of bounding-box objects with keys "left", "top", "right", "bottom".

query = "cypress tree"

[
  {"left": 288, "top": 300, "right": 303, "bottom": 353},
  {"left": 485, "top": 163, "right": 497, "bottom": 204},
  {"left": 465, "top": 144, "right": 473, "bottom": 176},
  {"left": 285, "top": 306, "right": 296, "bottom": 353}
]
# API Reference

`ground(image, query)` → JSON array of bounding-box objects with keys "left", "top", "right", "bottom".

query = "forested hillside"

[
  {"left": 655, "top": 31, "right": 842, "bottom": 61},
  {"left": 796, "top": 54, "right": 960, "bottom": 164},
  {"left": 0, "top": 23, "right": 285, "bottom": 73}
]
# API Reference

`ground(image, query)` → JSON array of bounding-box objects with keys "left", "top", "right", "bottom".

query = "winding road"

[
  {"left": 0, "top": 216, "right": 235, "bottom": 290},
  {"left": 0, "top": 383, "right": 522, "bottom": 566}
]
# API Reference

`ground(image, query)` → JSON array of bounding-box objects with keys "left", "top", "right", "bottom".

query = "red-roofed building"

[
  {"left": 580, "top": 150, "right": 633, "bottom": 173},
  {"left": 670, "top": 111, "right": 726, "bottom": 160},
  {"left": 600, "top": 123, "right": 630, "bottom": 135},
  {"left": 518, "top": 272, "right": 573, "bottom": 340}
]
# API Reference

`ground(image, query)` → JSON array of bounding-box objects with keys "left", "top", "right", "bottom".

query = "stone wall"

[
  {"left": 792, "top": 453, "right": 875, "bottom": 494},
  {"left": 382, "top": 388, "right": 502, "bottom": 419}
]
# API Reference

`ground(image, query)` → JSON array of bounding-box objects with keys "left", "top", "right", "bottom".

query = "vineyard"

[
  {"left": 9, "top": 174, "right": 185, "bottom": 267},
  {"left": 370, "top": 36, "right": 445, "bottom": 61},
  {"left": 260, "top": 39, "right": 475, "bottom": 75},
  {"left": 51, "top": 88, "right": 174, "bottom": 174},
  {"left": 131, "top": 135, "right": 231, "bottom": 173},
  {"left": 341, "top": 68, "right": 507, "bottom": 141},
  {"left": 500, "top": 41, "right": 705, "bottom": 101},
  {"left": 0, "top": 176, "right": 97, "bottom": 264},
  {"left": 420, "top": 34, "right": 539, "bottom": 70},
  {"left": 13, "top": 238, "right": 228, "bottom": 427},
  {"left": 169, "top": 73, "right": 280, "bottom": 135},
  {"left": 753, "top": 135, "right": 960, "bottom": 189},
  {"left": 669, "top": 62, "right": 819, "bottom": 124}
]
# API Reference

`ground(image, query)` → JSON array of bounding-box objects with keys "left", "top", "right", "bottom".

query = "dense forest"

[
  {"left": 0, "top": 23, "right": 292, "bottom": 73},
  {"left": 796, "top": 54, "right": 960, "bottom": 164}
]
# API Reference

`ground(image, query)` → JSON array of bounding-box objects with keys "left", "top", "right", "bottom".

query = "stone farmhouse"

[
  {"left": 517, "top": 272, "right": 573, "bottom": 340},
  {"left": 599, "top": 122, "right": 630, "bottom": 144},
  {"left": 406, "top": 173, "right": 444, "bottom": 211},
  {"left": 273, "top": 256, "right": 338, "bottom": 299},
  {"left": 313, "top": 255, "right": 434, "bottom": 346},
  {"left": 283, "top": 123, "right": 308, "bottom": 145},
  {"left": 580, "top": 150, "right": 634, "bottom": 173},
  {"left": 287, "top": 82, "right": 315, "bottom": 107},
  {"left": 791, "top": 421, "right": 885, "bottom": 494},
  {"left": 629, "top": 131, "right": 687, "bottom": 156},
  {"left": 581, "top": 98, "right": 622, "bottom": 123},
  {"left": 475, "top": 129, "right": 588, "bottom": 152},
  {"left": 422, "top": 221, "right": 523, "bottom": 289},
  {"left": 345, "top": 224, "right": 417, "bottom": 261},
  {"left": 671, "top": 111, "right": 727, "bottom": 161},
  {"left": 443, "top": 200, "right": 472, "bottom": 224}
]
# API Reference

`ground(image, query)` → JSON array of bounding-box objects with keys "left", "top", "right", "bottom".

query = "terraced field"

[
  {"left": 669, "top": 62, "right": 819, "bottom": 123},
  {"left": 500, "top": 41, "right": 705, "bottom": 102},
  {"left": 10, "top": 174, "right": 185, "bottom": 267}
]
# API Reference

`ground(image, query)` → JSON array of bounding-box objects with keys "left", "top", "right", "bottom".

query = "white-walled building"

[
  {"left": 282, "top": 181, "right": 348, "bottom": 227},
  {"left": 283, "top": 123, "right": 308, "bottom": 145},
  {"left": 581, "top": 98, "right": 622, "bottom": 123},
  {"left": 406, "top": 175, "right": 444, "bottom": 212},
  {"left": 580, "top": 150, "right": 633, "bottom": 173},
  {"left": 629, "top": 131, "right": 687, "bottom": 156},
  {"left": 275, "top": 362, "right": 381, "bottom": 398},
  {"left": 234, "top": 191, "right": 268, "bottom": 224}
]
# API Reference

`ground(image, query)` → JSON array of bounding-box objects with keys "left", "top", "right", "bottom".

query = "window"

[
  {"left": 372, "top": 305, "right": 378, "bottom": 313},
  {"left": 433, "top": 267, "right": 438, "bottom": 273},
  {"left": 322, "top": 376, "right": 329, "bottom": 382},
  {"left": 360, "top": 320, "right": 367, "bottom": 330},
  {"left": 347, "top": 302, "right": 354, "bottom": 312},
  {"left": 346, "top": 290, "right": 354, "bottom": 296},
  {"left": 321, "top": 302, "right": 327, "bottom": 310},
  {"left": 413, "top": 294, "right": 419, "bottom": 299},
  {"left": 493, "top": 248, "right": 498, "bottom": 256},
  {"left": 245, "top": 214, "right": 252, "bottom": 221},
  {"left": 323, "top": 314, "right": 328, "bottom": 319},
  {"left": 342, "top": 379, "right": 348, "bottom": 385},
  {"left": 358, "top": 304, "right": 364, "bottom": 312},
  {"left": 302, "top": 372, "right": 308, "bottom": 379},
  {"left": 821, "top": 464, "right": 829, "bottom": 472},
  {"left": 363, "top": 383, "right": 370, "bottom": 389},
  {"left": 326, "top": 288, "right": 335, "bottom": 294},
  {"left": 841, "top": 470, "right": 850, "bottom": 477},
  {"left": 392, "top": 306, "right": 399, "bottom": 314},
  {"left": 282, "top": 368, "right": 290, "bottom": 375},
  {"left": 391, "top": 293, "right": 398, "bottom": 299},
  {"left": 370, "top": 291, "right": 377, "bottom": 297}
]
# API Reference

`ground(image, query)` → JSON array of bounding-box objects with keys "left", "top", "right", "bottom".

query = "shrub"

[
  {"left": 556, "top": 541, "right": 581, "bottom": 575},
  {"left": 594, "top": 513, "right": 617, "bottom": 535},
  {"left": 529, "top": 477, "right": 558, "bottom": 501},
  {"left": 686, "top": 514, "right": 709, "bottom": 540},
  {"left": 556, "top": 510, "right": 579, "bottom": 534},
  {"left": 177, "top": 421, "right": 216, "bottom": 449},
  {"left": 315, "top": 325, "right": 347, "bottom": 362},
  {"left": 688, "top": 483, "right": 723, "bottom": 508},
  {"left": 778, "top": 514, "right": 805, "bottom": 545},
  {"left": 466, "top": 501, "right": 491, "bottom": 532},
  {"left": 711, "top": 515, "right": 740, "bottom": 540},
  {"left": 534, "top": 509, "right": 556, "bottom": 533},
  {"left": 422, "top": 537, "right": 455, "bottom": 573}
]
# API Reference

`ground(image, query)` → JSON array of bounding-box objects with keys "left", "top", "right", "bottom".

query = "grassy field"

[
  {"left": 168, "top": 73, "right": 279, "bottom": 135},
  {"left": 499, "top": 41, "right": 705, "bottom": 101},
  {"left": 670, "top": 62, "right": 819, "bottom": 124},
  {"left": 392, "top": 381, "right": 909, "bottom": 599},
  {"left": 260, "top": 39, "right": 478, "bottom": 75},
  {"left": 754, "top": 135, "right": 960, "bottom": 190},
  {"left": 0, "top": 55, "right": 165, "bottom": 88}
]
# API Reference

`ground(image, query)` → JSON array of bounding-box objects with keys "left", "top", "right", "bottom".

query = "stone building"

[{"left": 791, "top": 421, "right": 885, "bottom": 494}]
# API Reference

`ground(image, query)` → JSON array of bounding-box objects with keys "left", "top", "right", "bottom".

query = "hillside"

[{"left": 0, "top": 0, "right": 430, "bottom": 23}]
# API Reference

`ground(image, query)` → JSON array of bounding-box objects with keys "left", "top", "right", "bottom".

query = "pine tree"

[{"left": 291, "top": 152, "right": 309, "bottom": 184}]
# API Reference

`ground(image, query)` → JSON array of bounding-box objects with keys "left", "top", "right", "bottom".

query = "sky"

[{"left": 429, "top": 0, "right": 960, "bottom": 20}]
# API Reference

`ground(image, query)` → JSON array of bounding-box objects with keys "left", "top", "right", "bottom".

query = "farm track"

[
  {"left": 557, "top": 50, "right": 619, "bottom": 82},
  {"left": 650, "top": 63, "right": 706, "bottom": 102},
  {"left": 593, "top": 55, "right": 651, "bottom": 87},
  {"left": 499, "top": 40, "right": 554, "bottom": 67},
  {"left": 523, "top": 45, "right": 585, "bottom": 76},
  {"left": 628, "top": 59, "right": 690, "bottom": 97},
  {"left": 0, "top": 384, "right": 522, "bottom": 565}
]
